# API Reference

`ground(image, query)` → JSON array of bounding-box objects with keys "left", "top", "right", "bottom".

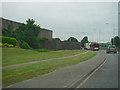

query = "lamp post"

[{"left": 105, "top": 23, "right": 115, "bottom": 45}]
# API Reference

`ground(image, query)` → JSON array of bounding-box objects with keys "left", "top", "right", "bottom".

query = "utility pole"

[
  {"left": 113, "top": 24, "right": 115, "bottom": 45},
  {"left": 105, "top": 23, "right": 115, "bottom": 45}
]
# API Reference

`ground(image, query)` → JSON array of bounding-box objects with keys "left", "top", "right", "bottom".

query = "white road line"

[{"left": 76, "top": 57, "right": 107, "bottom": 88}]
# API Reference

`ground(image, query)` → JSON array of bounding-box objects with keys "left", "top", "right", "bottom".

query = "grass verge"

[
  {"left": 3, "top": 51, "right": 97, "bottom": 87},
  {"left": 2, "top": 47, "right": 86, "bottom": 66}
]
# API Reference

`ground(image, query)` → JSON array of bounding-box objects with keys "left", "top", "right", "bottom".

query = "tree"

[
  {"left": 67, "top": 37, "right": 78, "bottom": 42},
  {"left": 13, "top": 18, "right": 41, "bottom": 49},
  {"left": 52, "top": 38, "right": 61, "bottom": 41},
  {"left": 111, "top": 36, "right": 120, "bottom": 47},
  {"left": 114, "top": 36, "right": 120, "bottom": 47},
  {"left": 81, "top": 36, "right": 89, "bottom": 47},
  {"left": 2, "top": 25, "right": 12, "bottom": 37},
  {"left": 111, "top": 38, "right": 114, "bottom": 45}
]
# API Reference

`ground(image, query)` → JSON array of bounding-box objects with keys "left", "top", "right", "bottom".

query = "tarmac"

[{"left": 7, "top": 50, "right": 106, "bottom": 88}]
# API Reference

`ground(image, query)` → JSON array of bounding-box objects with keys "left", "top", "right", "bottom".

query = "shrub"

[
  {"left": 0, "top": 42, "right": 14, "bottom": 47},
  {"left": 67, "top": 37, "right": 78, "bottom": 42},
  {"left": 20, "top": 40, "right": 32, "bottom": 49},
  {"left": 52, "top": 38, "right": 61, "bottom": 41},
  {"left": 39, "top": 37, "right": 49, "bottom": 41},
  {"left": 3, "top": 43, "right": 14, "bottom": 47},
  {"left": 36, "top": 49, "right": 50, "bottom": 52},
  {"left": 0, "top": 42, "right": 2, "bottom": 47},
  {"left": 29, "top": 37, "right": 41, "bottom": 49},
  {"left": 0, "top": 36, "right": 17, "bottom": 46}
]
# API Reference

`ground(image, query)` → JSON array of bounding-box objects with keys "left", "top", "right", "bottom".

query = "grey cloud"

[{"left": 2, "top": 2, "right": 118, "bottom": 42}]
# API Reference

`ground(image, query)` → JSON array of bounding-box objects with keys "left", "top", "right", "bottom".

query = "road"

[{"left": 79, "top": 52, "right": 118, "bottom": 88}]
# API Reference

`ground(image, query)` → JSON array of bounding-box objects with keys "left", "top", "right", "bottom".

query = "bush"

[
  {"left": 52, "top": 38, "right": 61, "bottom": 41},
  {"left": 3, "top": 43, "right": 14, "bottom": 47},
  {"left": 29, "top": 37, "right": 41, "bottom": 49},
  {"left": 39, "top": 37, "right": 49, "bottom": 41},
  {"left": 0, "top": 42, "right": 14, "bottom": 47},
  {"left": 20, "top": 40, "right": 32, "bottom": 49},
  {"left": 67, "top": 37, "right": 78, "bottom": 42},
  {"left": 36, "top": 49, "right": 50, "bottom": 52},
  {"left": 0, "top": 42, "right": 2, "bottom": 47},
  {"left": 0, "top": 36, "right": 17, "bottom": 46}
]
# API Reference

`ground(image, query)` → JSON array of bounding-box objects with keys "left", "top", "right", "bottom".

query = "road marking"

[{"left": 76, "top": 57, "right": 107, "bottom": 88}]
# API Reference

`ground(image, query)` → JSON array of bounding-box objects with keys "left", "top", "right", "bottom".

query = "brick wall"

[{"left": 39, "top": 40, "right": 81, "bottom": 50}]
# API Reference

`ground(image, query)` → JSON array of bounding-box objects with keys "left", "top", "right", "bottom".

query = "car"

[{"left": 106, "top": 45, "right": 117, "bottom": 53}]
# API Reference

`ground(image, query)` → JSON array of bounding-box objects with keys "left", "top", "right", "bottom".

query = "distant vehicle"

[
  {"left": 84, "top": 43, "right": 100, "bottom": 51},
  {"left": 90, "top": 43, "right": 100, "bottom": 51},
  {"left": 106, "top": 45, "right": 117, "bottom": 53}
]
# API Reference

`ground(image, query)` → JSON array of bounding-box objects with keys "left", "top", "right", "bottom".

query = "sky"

[{"left": 1, "top": 1, "right": 118, "bottom": 42}]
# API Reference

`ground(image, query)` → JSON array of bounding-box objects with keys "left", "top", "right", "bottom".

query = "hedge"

[{"left": 0, "top": 36, "right": 17, "bottom": 46}]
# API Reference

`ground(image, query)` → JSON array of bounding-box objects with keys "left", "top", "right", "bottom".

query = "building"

[{"left": 0, "top": 17, "right": 52, "bottom": 39}]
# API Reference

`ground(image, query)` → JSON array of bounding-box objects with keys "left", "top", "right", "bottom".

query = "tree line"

[
  {"left": 111, "top": 36, "right": 120, "bottom": 47},
  {"left": 5, "top": 18, "right": 120, "bottom": 49}
]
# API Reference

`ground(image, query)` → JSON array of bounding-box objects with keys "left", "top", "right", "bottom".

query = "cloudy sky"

[{"left": 1, "top": 1, "right": 118, "bottom": 42}]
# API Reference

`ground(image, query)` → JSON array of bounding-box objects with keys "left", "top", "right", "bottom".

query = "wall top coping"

[{"left": 1, "top": 17, "right": 53, "bottom": 32}]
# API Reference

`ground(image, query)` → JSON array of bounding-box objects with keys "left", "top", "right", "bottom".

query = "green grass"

[
  {"left": 2, "top": 47, "right": 86, "bottom": 66},
  {"left": 3, "top": 51, "right": 97, "bottom": 87}
]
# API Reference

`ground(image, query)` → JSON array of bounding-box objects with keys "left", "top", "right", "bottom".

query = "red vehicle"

[{"left": 90, "top": 43, "right": 100, "bottom": 51}]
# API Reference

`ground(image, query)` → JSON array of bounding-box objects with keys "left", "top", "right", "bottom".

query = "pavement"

[{"left": 7, "top": 50, "right": 106, "bottom": 88}]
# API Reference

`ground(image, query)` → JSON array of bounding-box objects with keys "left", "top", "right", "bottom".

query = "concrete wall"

[
  {"left": 38, "top": 28, "right": 52, "bottom": 39},
  {"left": 2, "top": 18, "right": 22, "bottom": 31},
  {"left": 0, "top": 18, "right": 53, "bottom": 39},
  {"left": 40, "top": 40, "right": 81, "bottom": 50}
]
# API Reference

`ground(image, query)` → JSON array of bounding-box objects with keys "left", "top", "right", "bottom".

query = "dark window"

[
  {"left": 94, "top": 44, "right": 99, "bottom": 47},
  {"left": 109, "top": 46, "right": 116, "bottom": 48}
]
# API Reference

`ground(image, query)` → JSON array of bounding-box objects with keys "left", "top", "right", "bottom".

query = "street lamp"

[{"left": 105, "top": 23, "right": 115, "bottom": 45}]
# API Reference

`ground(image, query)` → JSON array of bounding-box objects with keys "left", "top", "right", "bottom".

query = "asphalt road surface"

[{"left": 80, "top": 51, "right": 118, "bottom": 88}]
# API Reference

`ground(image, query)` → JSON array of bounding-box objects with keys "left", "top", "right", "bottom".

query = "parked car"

[{"left": 106, "top": 45, "right": 117, "bottom": 53}]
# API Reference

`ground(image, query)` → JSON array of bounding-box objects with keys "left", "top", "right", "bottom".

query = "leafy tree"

[
  {"left": 67, "top": 37, "right": 78, "bottom": 42},
  {"left": 2, "top": 25, "right": 12, "bottom": 37},
  {"left": 63, "top": 40, "right": 68, "bottom": 42},
  {"left": 39, "top": 37, "right": 49, "bottom": 41},
  {"left": 111, "top": 38, "right": 114, "bottom": 45},
  {"left": 81, "top": 36, "right": 89, "bottom": 47},
  {"left": 111, "top": 36, "right": 120, "bottom": 47},
  {"left": 52, "top": 38, "right": 61, "bottom": 41},
  {"left": 114, "top": 36, "right": 120, "bottom": 47},
  {"left": 13, "top": 18, "right": 41, "bottom": 49}
]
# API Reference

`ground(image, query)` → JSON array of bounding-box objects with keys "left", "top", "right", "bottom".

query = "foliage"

[
  {"left": 30, "top": 37, "right": 41, "bottom": 49},
  {"left": 52, "top": 38, "right": 61, "bottom": 41},
  {"left": 67, "top": 37, "right": 78, "bottom": 42},
  {"left": 111, "top": 38, "right": 114, "bottom": 45},
  {"left": 2, "top": 43, "right": 14, "bottom": 47},
  {"left": 36, "top": 49, "right": 50, "bottom": 52},
  {"left": 0, "top": 42, "right": 2, "bottom": 47},
  {"left": 63, "top": 40, "right": 68, "bottom": 42},
  {"left": 13, "top": 18, "right": 41, "bottom": 49},
  {"left": 2, "top": 25, "right": 13, "bottom": 37},
  {"left": 81, "top": 36, "right": 89, "bottom": 47},
  {"left": 111, "top": 36, "right": 120, "bottom": 47},
  {"left": 0, "top": 42, "right": 14, "bottom": 47},
  {"left": 39, "top": 37, "right": 49, "bottom": 41},
  {"left": 20, "top": 40, "right": 32, "bottom": 49},
  {"left": 0, "top": 36, "right": 17, "bottom": 46}
]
